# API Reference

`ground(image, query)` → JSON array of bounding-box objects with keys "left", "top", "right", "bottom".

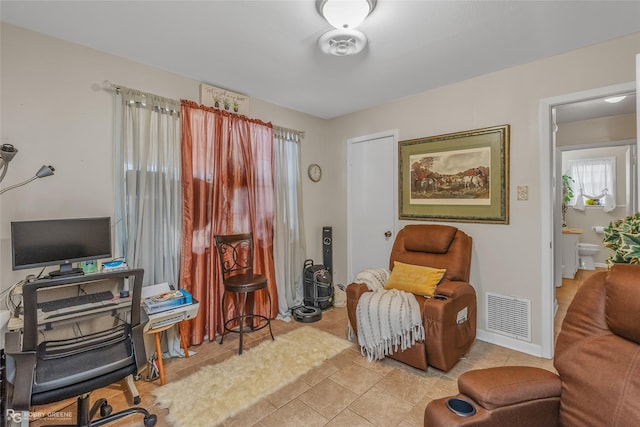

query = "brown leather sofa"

[
  {"left": 347, "top": 224, "right": 476, "bottom": 372},
  {"left": 424, "top": 264, "right": 640, "bottom": 426}
]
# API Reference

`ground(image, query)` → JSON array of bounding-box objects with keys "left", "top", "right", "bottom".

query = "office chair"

[
  {"left": 214, "top": 233, "right": 274, "bottom": 354},
  {"left": 4, "top": 269, "right": 157, "bottom": 426}
]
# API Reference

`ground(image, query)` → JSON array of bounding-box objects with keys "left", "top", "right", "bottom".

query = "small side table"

[{"left": 145, "top": 321, "right": 189, "bottom": 385}]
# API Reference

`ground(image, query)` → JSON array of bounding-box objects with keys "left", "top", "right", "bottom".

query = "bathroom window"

[{"left": 566, "top": 157, "right": 616, "bottom": 212}]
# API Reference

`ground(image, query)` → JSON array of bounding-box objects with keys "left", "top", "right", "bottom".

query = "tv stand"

[{"left": 48, "top": 264, "right": 85, "bottom": 277}]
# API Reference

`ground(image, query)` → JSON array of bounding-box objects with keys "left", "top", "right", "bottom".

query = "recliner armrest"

[
  {"left": 346, "top": 282, "right": 371, "bottom": 336},
  {"left": 459, "top": 366, "right": 561, "bottom": 410},
  {"left": 346, "top": 282, "right": 371, "bottom": 300},
  {"left": 435, "top": 280, "right": 472, "bottom": 298}
]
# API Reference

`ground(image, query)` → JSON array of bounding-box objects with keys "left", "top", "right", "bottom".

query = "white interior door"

[{"left": 347, "top": 130, "right": 398, "bottom": 282}]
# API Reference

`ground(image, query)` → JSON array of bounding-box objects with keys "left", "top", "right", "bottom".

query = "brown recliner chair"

[
  {"left": 424, "top": 264, "right": 640, "bottom": 426},
  {"left": 347, "top": 224, "right": 476, "bottom": 372}
]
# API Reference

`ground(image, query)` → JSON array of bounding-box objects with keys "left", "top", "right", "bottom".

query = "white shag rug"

[{"left": 152, "top": 326, "right": 352, "bottom": 427}]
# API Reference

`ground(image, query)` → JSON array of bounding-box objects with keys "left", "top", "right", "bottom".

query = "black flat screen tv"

[{"left": 11, "top": 217, "right": 112, "bottom": 276}]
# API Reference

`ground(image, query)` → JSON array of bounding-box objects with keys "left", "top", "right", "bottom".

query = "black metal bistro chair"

[{"left": 214, "top": 233, "right": 274, "bottom": 354}]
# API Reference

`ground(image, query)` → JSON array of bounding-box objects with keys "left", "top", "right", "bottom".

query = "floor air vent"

[{"left": 486, "top": 292, "right": 531, "bottom": 341}]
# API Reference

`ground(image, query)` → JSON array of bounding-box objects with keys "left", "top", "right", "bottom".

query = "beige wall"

[
  {"left": 0, "top": 24, "right": 327, "bottom": 290},
  {"left": 325, "top": 32, "right": 640, "bottom": 351},
  {"left": 557, "top": 113, "right": 636, "bottom": 147},
  {"left": 2, "top": 22, "right": 640, "bottom": 355}
]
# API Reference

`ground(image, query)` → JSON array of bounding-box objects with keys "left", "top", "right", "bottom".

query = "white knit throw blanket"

[
  {"left": 349, "top": 268, "right": 424, "bottom": 361},
  {"left": 352, "top": 268, "right": 390, "bottom": 292}
]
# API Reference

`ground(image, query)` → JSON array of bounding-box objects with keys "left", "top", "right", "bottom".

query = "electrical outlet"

[{"left": 517, "top": 186, "right": 528, "bottom": 200}]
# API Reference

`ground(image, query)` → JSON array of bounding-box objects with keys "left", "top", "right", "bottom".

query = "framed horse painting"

[{"left": 399, "top": 125, "right": 510, "bottom": 224}]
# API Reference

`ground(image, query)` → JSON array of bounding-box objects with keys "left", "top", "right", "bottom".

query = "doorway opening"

[{"left": 540, "top": 82, "right": 637, "bottom": 358}]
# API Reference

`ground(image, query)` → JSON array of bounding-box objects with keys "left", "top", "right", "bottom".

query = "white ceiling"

[
  {"left": 2, "top": 1, "right": 640, "bottom": 119},
  {"left": 555, "top": 92, "right": 636, "bottom": 124}
]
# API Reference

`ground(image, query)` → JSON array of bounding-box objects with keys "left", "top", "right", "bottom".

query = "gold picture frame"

[{"left": 399, "top": 125, "right": 510, "bottom": 224}]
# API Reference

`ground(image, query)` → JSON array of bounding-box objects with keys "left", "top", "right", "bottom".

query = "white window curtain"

[
  {"left": 567, "top": 157, "right": 616, "bottom": 212},
  {"left": 273, "top": 126, "right": 306, "bottom": 320},
  {"left": 115, "top": 87, "right": 182, "bottom": 287}
]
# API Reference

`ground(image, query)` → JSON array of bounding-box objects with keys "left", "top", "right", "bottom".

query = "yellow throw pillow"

[{"left": 384, "top": 261, "right": 446, "bottom": 296}]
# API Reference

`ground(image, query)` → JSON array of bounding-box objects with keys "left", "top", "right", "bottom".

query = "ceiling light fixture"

[
  {"left": 316, "top": 0, "right": 376, "bottom": 30},
  {"left": 318, "top": 28, "right": 367, "bottom": 56},
  {"left": 604, "top": 95, "right": 627, "bottom": 104},
  {"left": 316, "top": 0, "right": 376, "bottom": 57}
]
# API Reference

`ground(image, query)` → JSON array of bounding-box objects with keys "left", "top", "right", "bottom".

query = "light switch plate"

[{"left": 517, "top": 186, "right": 528, "bottom": 200}]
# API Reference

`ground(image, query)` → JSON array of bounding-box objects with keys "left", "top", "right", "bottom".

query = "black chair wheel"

[
  {"left": 144, "top": 414, "right": 158, "bottom": 427},
  {"left": 100, "top": 403, "right": 113, "bottom": 417},
  {"left": 133, "top": 396, "right": 141, "bottom": 404}
]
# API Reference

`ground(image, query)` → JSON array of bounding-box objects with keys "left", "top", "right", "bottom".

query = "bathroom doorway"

[
  {"left": 540, "top": 82, "right": 637, "bottom": 358},
  {"left": 554, "top": 94, "right": 637, "bottom": 281},
  {"left": 560, "top": 143, "right": 636, "bottom": 268}
]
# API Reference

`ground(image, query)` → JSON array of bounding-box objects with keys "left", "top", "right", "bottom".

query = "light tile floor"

[{"left": 30, "top": 271, "right": 598, "bottom": 427}]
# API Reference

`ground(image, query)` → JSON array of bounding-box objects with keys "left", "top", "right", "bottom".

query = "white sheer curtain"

[
  {"left": 273, "top": 127, "right": 306, "bottom": 320},
  {"left": 567, "top": 157, "right": 616, "bottom": 212},
  {"left": 115, "top": 87, "right": 182, "bottom": 287}
]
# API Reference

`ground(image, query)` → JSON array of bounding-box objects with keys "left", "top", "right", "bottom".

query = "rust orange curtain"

[{"left": 180, "top": 100, "right": 277, "bottom": 345}]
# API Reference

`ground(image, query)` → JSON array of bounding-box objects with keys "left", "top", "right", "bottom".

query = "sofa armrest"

[{"left": 459, "top": 366, "right": 561, "bottom": 410}]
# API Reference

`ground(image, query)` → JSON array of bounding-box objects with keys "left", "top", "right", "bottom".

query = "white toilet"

[{"left": 578, "top": 243, "right": 601, "bottom": 270}]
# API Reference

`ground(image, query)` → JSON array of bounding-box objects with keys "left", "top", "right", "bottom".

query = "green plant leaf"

[
  {"left": 604, "top": 212, "right": 640, "bottom": 264},
  {"left": 618, "top": 232, "right": 640, "bottom": 263}
]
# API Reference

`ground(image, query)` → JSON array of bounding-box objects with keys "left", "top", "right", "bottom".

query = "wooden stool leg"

[{"left": 154, "top": 331, "right": 166, "bottom": 386}]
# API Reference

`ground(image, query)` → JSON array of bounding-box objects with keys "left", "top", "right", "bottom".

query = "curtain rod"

[
  {"left": 273, "top": 125, "right": 305, "bottom": 140},
  {"left": 104, "top": 81, "right": 305, "bottom": 139},
  {"left": 103, "top": 80, "right": 121, "bottom": 92}
]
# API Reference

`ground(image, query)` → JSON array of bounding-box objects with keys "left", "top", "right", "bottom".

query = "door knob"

[{"left": 384, "top": 230, "right": 392, "bottom": 238}]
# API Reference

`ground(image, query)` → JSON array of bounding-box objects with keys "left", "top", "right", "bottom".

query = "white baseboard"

[{"left": 476, "top": 329, "right": 547, "bottom": 359}]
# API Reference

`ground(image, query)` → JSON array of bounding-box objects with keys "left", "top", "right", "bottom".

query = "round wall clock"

[{"left": 307, "top": 163, "right": 322, "bottom": 182}]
